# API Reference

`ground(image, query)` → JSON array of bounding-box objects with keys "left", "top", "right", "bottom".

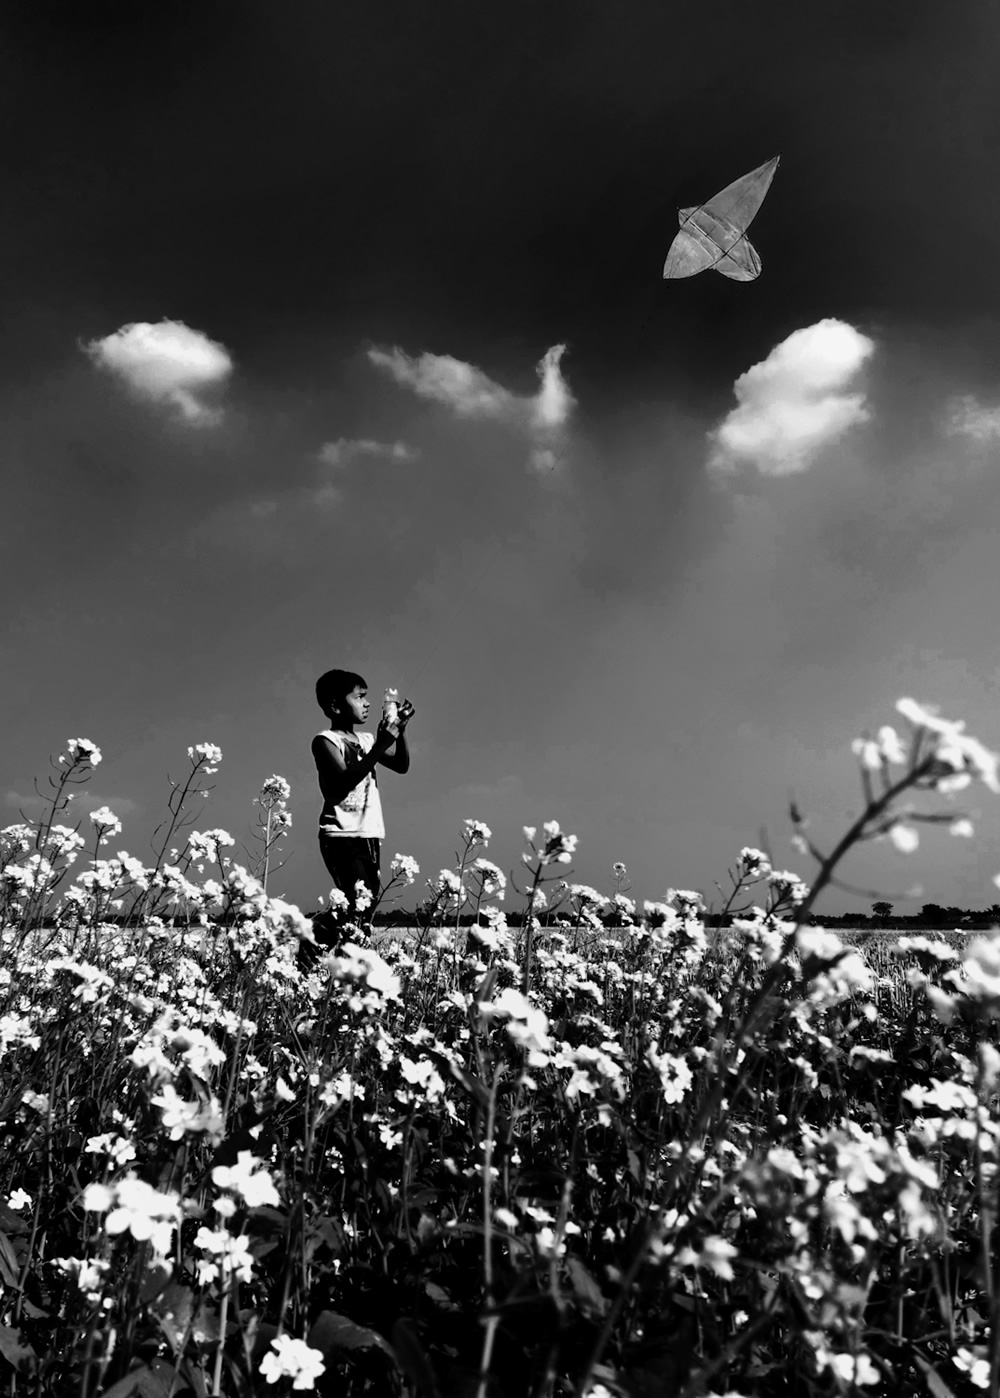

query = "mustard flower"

[
  {"left": 888, "top": 822, "right": 919, "bottom": 853},
  {"left": 569, "top": 884, "right": 606, "bottom": 908},
  {"left": 88, "top": 806, "right": 122, "bottom": 842},
  {"left": 259, "top": 1336, "right": 326, "bottom": 1391},
  {"left": 170, "top": 1027, "right": 227, "bottom": 1079},
  {"left": 398, "top": 1056, "right": 447, "bottom": 1103},
  {"left": 646, "top": 1046, "right": 694, "bottom": 1105},
  {"left": 53, "top": 1256, "right": 110, "bottom": 1304},
  {"left": 65, "top": 738, "right": 102, "bottom": 767},
  {"left": 390, "top": 853, "right": 419, "bottom": 884},
  {"left": 738, "top": 847, "right": 771, "bottom": 876},
  {"left": 957, "top": 930, "right": 1000, "bottom": 1007},
  {"left": 953, "top": 1348, "right": 990, "bottom": 1389},
  {"left": 85, "top": 1133, "right": 137, "bottom": 1167},
  {"left": 481, "top": 987, "right": 553, "bottom": 1066},
  {"left": 150, "top": 1083, "right": 224, "bottom": 1142},
  {"left": 473, "top": 857, "right": 506, "bottom": 899},
  {"left": 539, "top": 820, "right": 577, "bottom": 865},
  {"left": 187, "top": 742, "right": 222, "bottom": 773},
  {"left": 766, "top": 870, "right": 808, "bottom": 902},
  {"left": 332, "top": 943, "right": 401, "bottom": 1001},
  {"left": 211, "top": 1151, "right": 280, "bottom": 1208},
  {"left": 0, "top": 1015, "right": 41, "bottom": 1053},
  {"left": 187, "top": 829, "right": 235, "bottom": 862},
  {"left": 463, "top": 818, "right": 492, "bottom": 846},
  {"left": 193, "top": 1226, "right": 255, "bottom": 1284},
  {"left": 1, "top": 823, "right": 33, "bottom": 854},
  {"left": 896, "top": 697, "right": 1000, "bottom": 792},
  {"left": 46, "top": 825, "right": 87, "bottom": 858},
  {"left": 257, "top": 775, "right": 291, "bottom": 805},
  {"left": 82, "top": 1176, "right": 181, "bottom": 1257}
]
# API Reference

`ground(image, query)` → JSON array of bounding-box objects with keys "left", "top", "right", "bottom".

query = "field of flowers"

[{"left": 2, "top": 700, "right": 1000, "bottom": 1397}]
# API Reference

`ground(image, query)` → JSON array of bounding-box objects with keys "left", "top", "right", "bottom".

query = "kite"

[{"left": 663, "top": 156, "right": 780, "bottom": 281}]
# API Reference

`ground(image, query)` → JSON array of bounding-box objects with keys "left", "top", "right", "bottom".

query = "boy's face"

[{"left": 338, "top": 684, "right": 370, "bottom": 726}]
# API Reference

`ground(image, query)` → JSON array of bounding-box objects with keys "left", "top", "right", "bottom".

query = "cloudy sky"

[{"left": 4, "top": 1, "right": 1000, "bottom": 916}]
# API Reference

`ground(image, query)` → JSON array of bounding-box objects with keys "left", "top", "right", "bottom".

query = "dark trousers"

[
  {"left": 319, "top": 834, "right": 381, "bottom": 907},
  {"left": 301, "top": 836, "right": 382, "bottom": 970}
]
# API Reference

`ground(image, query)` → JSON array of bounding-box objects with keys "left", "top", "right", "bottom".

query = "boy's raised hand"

[
  {"left": 375, "top": 714, "right": 399, "bottom": 751},
  {"left": 397, "top": 698, "right": 415, "bottom": 729}
]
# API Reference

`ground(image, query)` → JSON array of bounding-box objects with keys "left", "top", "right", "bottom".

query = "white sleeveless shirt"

[{"left": 315, "top": 729, "right": 385, "bottom": 839}]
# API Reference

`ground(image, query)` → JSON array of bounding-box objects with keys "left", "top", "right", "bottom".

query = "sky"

[{"left": 4, "top": 0, "right": 1000, "bottom": 917}]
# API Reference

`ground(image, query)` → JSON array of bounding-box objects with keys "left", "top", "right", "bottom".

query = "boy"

[{"left": 311, "top": 669, "right": 414, "bottom": 939}]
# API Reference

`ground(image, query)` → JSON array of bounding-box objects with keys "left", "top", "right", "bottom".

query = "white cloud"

[
  {"left": 708, "top": 319, "right": 875, "bottom": 477},
  {"left": 945, "top": 395, "right": 1000, "bottom": 442},
  {"left": 83, "top": 319, "right": 233, "bottom": 426},
  {"left": 5, "top": 789, "right": 139, "bottom": 819},
  {"left": 367, "top": 341, "right": 574, "bottom": 471},
  {"left": 318, "top": 437, "right": 419, "bottom": 466},
  {"left": 532, "top": 345, "right": 574, "bottom": 432}
]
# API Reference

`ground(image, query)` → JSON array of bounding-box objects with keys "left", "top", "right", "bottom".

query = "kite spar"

[{"left": 663, "top": 156, "right": 779, "bottom": 281}]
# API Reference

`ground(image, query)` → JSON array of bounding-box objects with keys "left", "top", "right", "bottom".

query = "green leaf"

[
  {"left": 0, "top": 1324, "right": 35, "bottom": 1374},
  {"left": 565, "top": 1256, "right": 608, "bottom": 1318},
  {"left": 306, "top": 1310, "right": 397, "bottom": 1361},
  {"left": 424, "top": 1281, "right": 459, "bottom": 1311},
  {"left": 150, "top": 1281, "right": 195, "bottom": 1355},
  {"left": 0, "top": 1202, "right": 30, "bottom": 1237},
  {"left": 915, "top": 1354, "right": 958, "bottom": 1398},
  {"left": 391, "top": 1318, "right": 442, "bottom": 1398},
  {"left": 95, "top": 1361, "right": 177, "bottom": 1398},
  {"left": 0, "top": 1232, "right": 21, "bottom": 1289}
]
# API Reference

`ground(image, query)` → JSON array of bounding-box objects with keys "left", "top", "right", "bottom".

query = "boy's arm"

[
  {"left": 377, "top": 727, "right": 410, "bottom": 774},
  {"left": 375, "top": 701, "right": 413, "bottom": 774},
  {"left": 312, "top": 729, "right": 393, "bottom": 805}
]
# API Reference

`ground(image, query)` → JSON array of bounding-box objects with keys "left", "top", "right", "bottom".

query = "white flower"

[
  {"left": 258, "top": 775, "right": 291, "bottom": 804},
  {"left": 433, "top": 868, "right": 462, "bottom": 895},
  {"left": 903, "top": 1078, "right": 977, "bottom": 1113},
  {"left": 83, "top": 1175, "right": 181, "bottom": 1257},
  {"left": 398, "top": 1056, "right": 447, "bottom": 1103},
  {"left": 738, "top": 847, "right": 771, "bottom": 875},
  {"left": 896, "top": 698, "right": 1000, "bottom": 793},
  {"left": 954, "top": 1348, "right": 990, "bottom": 1389},
  {"left": 332, "top": 943, "right": 401, "bottom": 1000},
  {"left": 188, "top": 742, "right": 223, "bottom": 773},
  {"left": 480, "top": 987, "right": 552, "bottom": 1065},
  {"left": 540, "top": 820, "right": 577, "bottom": 865},
  {"left": 473, "top": 858, "right": 506, "bottom": 899},
  {"left": 85, "top": 1133, "right": 137, "bottom": 1166},
  {"left": 353, "top": 879, "right": 373, "bottom": 913},
  {"left": 194, "top": 1226, "right": 256, "bottom": 1284},
  {"left": 150, "top": 1083, "right": 225, "bottom": 1142},
  {"left": 647, "top": 1046, "right": 693, "bottom": 1105},
  {"left": 212, "top": 1152, "right": 281, "bottom": 1208},
  {"left": 463, "top": 819, "right": 492, "bottom": 846},
  {"left": 66, "top": 739, "right": 102, "bottom": 768},
  {"left": 259, "top": 1335, "right": 326, "bottom": 1390},
  {"left": 876, "top": 724, "right": 906, "bottom": 764},
  {"left": 53, "top": 1256, "right": 109, "bottom": 1303},
  {"left": 889, "top": 823, "right": 919, "bottom": 854},
  {"left": 88, "top": 806, "right": 122, "bottom": 841},
  {"left": 7, "top": 1188, "right": 31, "bottom": 1211},
  {"left": 851, "top": 738, "right": 882, "bottom": 771},
  {"left": 961, "top": 931, "right": 1000, "bottom": 1003},
  {"left": 950, "top": 818, "right": 974, "bottom": 837},
  {"left": 828, "top": 1352, "right": 880, "bottom": 1387},
  {"left": 389, "top": 853, "right": 419, "bottom": 884}
]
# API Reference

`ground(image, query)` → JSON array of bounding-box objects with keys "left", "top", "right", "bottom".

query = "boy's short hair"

[{"left": 316, "top": 669, "right": 367, "bottom": 718}]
